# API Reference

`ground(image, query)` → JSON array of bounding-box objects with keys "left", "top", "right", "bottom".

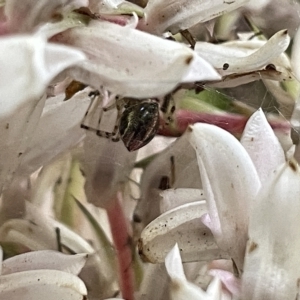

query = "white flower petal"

[
  {"left": 0, "top": 35, "right": 85, "bottom": 116},
  {"left": 242, "top": 160, "right": 300, "bottom": 300},
  {"left": 56, "top": 20, "right": 219, "bottom": 98},
  {"left": 140, "top": 0, "right": 249, "bottom": 35},
  {"left": 187, "top": 123, "right": 261, "bottom": 268},
  {"left": 241, "top": 109, "right": 285, "bottom": 185},
  {"left": 139, "top": 202, "right": 228, "bottom": 263},
  {"left": 181, "top": 54, "right": 221, "bottom": 83},
  {"left": 195, "top": 30, "right": 290, "bottom": 74},
  {"left": 18, "top": 91, "right": 90, "bottom": 175},
  {"left": 0, "top": 35, "right": 85, "bottom": 193},
  {"left": 160, "top": 188, "right": 205, "bottom": 213},
  {"left": 83, "top": 132, "right": 137, "bottom": 209},
  {"left": 0, "top": 269, "right": 87, "bottom": 299},
  {"left": 2, "top": 251, "right": 88, "bottom": 275},
  {"left": 165, "top": 243, "right": 186, "bottom": 281}
]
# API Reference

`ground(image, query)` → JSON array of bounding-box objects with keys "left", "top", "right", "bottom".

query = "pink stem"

[
  {"left": 158, "top": 109, "right": 291, "bottom": 137},
  {"left": 106, "top": 192, "right": 134, "bottom": 300}
]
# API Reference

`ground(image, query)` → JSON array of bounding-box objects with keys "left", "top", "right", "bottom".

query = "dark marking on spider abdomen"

[{"left": 119, "top": 102, "right": 160, "bottom": 151}]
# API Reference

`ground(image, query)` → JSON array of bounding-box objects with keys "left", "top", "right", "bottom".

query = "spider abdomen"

[{"left": 119, "top": 102, "right": 160, "bottom": 152}]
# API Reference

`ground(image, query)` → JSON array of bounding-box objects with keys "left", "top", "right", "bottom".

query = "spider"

[{"left": 81, "top": 91, "right": 174, "bottom": 152}]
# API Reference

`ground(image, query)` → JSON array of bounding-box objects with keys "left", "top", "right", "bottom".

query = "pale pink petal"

[{"left": 208, "top": 269, "right": 241, "bottom": 296}]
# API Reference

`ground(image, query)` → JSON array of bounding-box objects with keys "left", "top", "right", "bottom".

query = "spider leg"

[
  {"left": 111, "top": 99, "right": 125, "bottom": 141},
  {"left": 81, "top": 90, "right": 102, "bottom": 132},
  {"left": 81, "top": 90, "right": 117, "bottom": 138}
]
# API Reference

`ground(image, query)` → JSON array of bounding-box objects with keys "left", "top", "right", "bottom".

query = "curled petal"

[
  {"left": 139, "top": 202, "right": 228, "bottom": 263},
  {"left": 187, "top": 123, "right": 261, "bottom": 269},
  {"left": 242, "top": 160, "right": 300, "bottom": 300}
]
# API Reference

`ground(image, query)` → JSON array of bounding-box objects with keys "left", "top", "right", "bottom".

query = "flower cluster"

[{"left": 0, "top": 0, "right": 300, "bottom": 299}]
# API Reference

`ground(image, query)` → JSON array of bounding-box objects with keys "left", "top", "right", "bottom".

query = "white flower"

[{"left": 139, "top": 109, "right": 292, "bottom": 297}]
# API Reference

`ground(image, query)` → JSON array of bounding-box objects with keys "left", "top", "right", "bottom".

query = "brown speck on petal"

[
  {"left": 248, "top": 241, "right": 258, "bottom": 253},
  {"left": 170, "top": 278, "right": 182, "bottom": 291},
  {"left": 185, "top": 55, "right": 193, "bottom": 64},
  {"left": 288, "top": 160, "right": 298, "bottom": 172}
]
